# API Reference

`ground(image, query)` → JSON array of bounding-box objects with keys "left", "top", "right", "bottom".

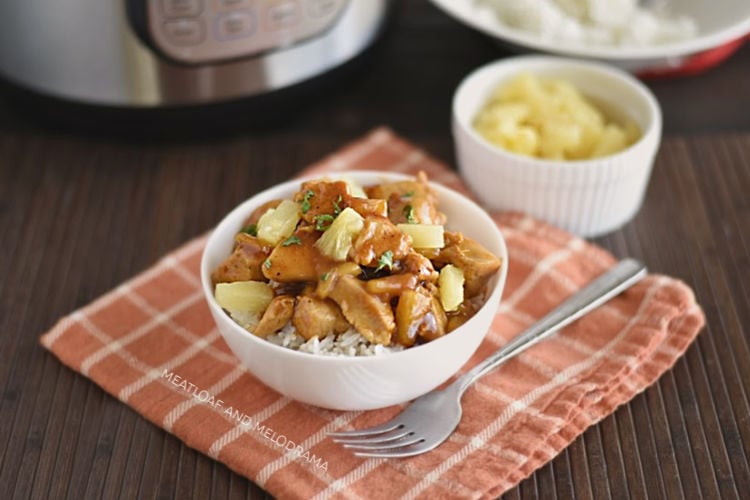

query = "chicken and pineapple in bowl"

[{"left": 201, "top": 171, "right": 508, "bottom": 410}]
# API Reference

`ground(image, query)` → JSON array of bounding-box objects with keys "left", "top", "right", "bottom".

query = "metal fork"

[{"left": 328, "top": 258, "right": 647, "bottom": 458}]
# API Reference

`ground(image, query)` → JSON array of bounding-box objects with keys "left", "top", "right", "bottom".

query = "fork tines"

[{"left": 329, "top": 424, "right": 428, "bottom": 458}]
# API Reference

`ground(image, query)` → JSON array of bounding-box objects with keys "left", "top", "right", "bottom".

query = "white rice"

[
  {"left": 266, "top": 323, "right": 403, "bottom": 357},
  {"left": 229, "top": 311, "right": 402, "bottom": 356},
  {"left": 229, "top": 310, "right": 259, "bottom": 331},
  {"left": 477, "top": 0, "right": 697, "bottom": 48}
]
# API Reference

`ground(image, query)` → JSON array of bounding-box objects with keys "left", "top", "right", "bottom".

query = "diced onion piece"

[
  {"left": 215, "top": 281, "right": 273, "bottom": 314},
  {"left": 397, "top": 224, "right": 445, "bottom": 249},
  {"left": 438, "top": 265, "right": 465, "bottom": 312},
  {"left": 256, "top": 200, "right": 301, "bottom": 246},
  {"left": 315, "top": 207, "right": 364, "bottom": 261}
]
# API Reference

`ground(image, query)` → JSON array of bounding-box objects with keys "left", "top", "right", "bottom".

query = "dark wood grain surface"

[{"left": 1, "top": 1, "right": 749, "bottom": 499}]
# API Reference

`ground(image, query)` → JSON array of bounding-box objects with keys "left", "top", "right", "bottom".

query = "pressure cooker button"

[
  {"left": 163, "top": 18, "right": 205, "bottom": 46},
  {"left": 215, "top": 11, "right": 256, "bottom": 40},
  {"left": 161, "top": 0, "right": 204, "bottom": 18},
  {"left": 266, "top": 1, "right": 300, "bottom": 30},
  {"left": 308, "top": 0, "right": 339, "bottom": 18}
]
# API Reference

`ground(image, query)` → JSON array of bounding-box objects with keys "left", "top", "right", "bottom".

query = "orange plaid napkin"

[{"left": 41, "top": 128, "right": 705, "bottom": 499}]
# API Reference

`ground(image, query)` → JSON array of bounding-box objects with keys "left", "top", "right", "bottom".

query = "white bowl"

[
  {"left": 453, "top": 55, "right": 662, "bottom": 237},
  {"left": 201, "top": 171, "right": 508, "bottom": 410},
  {"left": 430, "top": 0, "right": 750, "bottom": 73}
]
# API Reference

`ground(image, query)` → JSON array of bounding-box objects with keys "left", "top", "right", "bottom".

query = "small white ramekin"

[{"left": 452, "top": 55, "right": 662, "bottom": 237}]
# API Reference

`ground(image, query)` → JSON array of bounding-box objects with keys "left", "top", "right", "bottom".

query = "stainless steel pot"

[{"left": 0, "top": 0, "right": 389, "bottom": 107}]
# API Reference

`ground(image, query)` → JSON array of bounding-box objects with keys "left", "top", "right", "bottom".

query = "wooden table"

[{"left": 2, "top": 1, "right": 749, "bottom": 498}]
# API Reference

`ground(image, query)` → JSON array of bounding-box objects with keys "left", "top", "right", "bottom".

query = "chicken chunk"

[
  {"left": 292, "top": 296, "right": 349, "bottom": 340},
  {"left": 348, "top": 198, "right": 388, "bottom": 218},
  {"left": 361, "top": 250, "right": 436, "bottom": 301},
  {"left": 262, "top": 228, "right": 333, "bottom": 282},
  {"left": 446, "top": 295, "right": 483, "bottom": 332},
  {"left": 422, "top": 294, "right": 448, "bottom": 342},
  {"left": 351, "top": 216, "right": 412, "bottom": 267},
  {"left": 365, "top": 172, "right": 445, "bottom": 225},
  {"left": 211, "top": 233, "right": 271, "bottom": 284},
  {"left": 254, "top": 295, "right": 295, "bottom": 337},
  {"left": 395, "top": 287, "right": 446, "bottom": 346},
  {"left": 365, "top": 273, "right": 418, "bottom": 301},
  {"left": 432, "top": 232, "right": 501, "bottom": 297},
  {"left": 293, "top": 180, "right": 351, "bottom": 225},
  {"left": 401, "top": 250, "right": 439, "bottom": 283},
  {"left": 323, "top": 274, "right": 394, "bottom": 345}
]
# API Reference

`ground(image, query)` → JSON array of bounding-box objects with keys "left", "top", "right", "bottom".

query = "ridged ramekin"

[{"left": 452, "top": 55, "right": 662, "bottom": 237}]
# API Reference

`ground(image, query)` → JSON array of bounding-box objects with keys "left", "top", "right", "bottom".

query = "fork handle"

[{"left": 452, "top": 258, "right": 647, "bottom": 395}]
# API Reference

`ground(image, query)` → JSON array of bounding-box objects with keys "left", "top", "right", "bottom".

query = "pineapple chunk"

[
  {"left": 256, "top": 200, "right": 301, "bottom": 246},
  {"left": 314, "top": 207, "right": 364, "bottom": 261},
  {"left": 215, "top": 281, "right": 273, "bottom": 314},
  {"left": 397, "top": 224, "right": 444, "bottom": 249},
  {"left": 340, "top": 175, "right": 367, "bottom": 198},
  {"left": 438, "top": 265, "right": 465, "bottom": 312}
]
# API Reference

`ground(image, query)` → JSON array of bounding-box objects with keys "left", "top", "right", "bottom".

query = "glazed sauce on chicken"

[{"left": 212, "top": 172, "right": 502, "bottom": 349}]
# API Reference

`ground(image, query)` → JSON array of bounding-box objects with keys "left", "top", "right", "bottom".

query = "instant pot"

[{"left": 0, "top": 0, "right": 390, "bottom": 107}]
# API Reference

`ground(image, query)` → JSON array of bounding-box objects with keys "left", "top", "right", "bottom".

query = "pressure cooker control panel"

[{"left": 143, "top": 0, "right": 348, "bottom": 64}]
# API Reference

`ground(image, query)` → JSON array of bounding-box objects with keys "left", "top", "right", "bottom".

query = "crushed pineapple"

[
  {"left": 438, "top": 265, "right": 465, "bottom": 312},
  {"left": 397, "top": 224, "right": 445, "bottom": 249},
  {"left": 473, "top": 73, "right": 640, "bottom": 160},
  {"left": 256, "top": 200, "right": 301, "bottom": 245},
  {"left": 315, "top": 207, "right": 364, "bottom": 261},
  {"left": 590, "top": 124, "right": 628, "bottom": 158},
  {"left": 215, "top": 281, "right": 273, "bottom": 314}
]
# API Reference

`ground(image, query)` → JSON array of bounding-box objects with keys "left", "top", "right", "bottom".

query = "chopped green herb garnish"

[
  {"left": 281, "top": 235, "right": 301, "bottom": 246},
  {"left": 314, "top": 214, "right": 336, "bottom": 231},
  {"left": 263, "top": 258, "right": 272, "bottom": 269},
  {"left": 300, "top": 190, "right": 314, "bottom": 214},
  {"left": 403, "top": 191, "right": 415, "bottom": 198},
  {"left": 241, "top": 224, "right": 257, "bottom": 236},
  {"left": 403, "top": 204, "right": 416, "bottom": 224},
  {"left": 320, "top": 272, "right": 330, "bottom": 282},
  {"left": 375, "top": 250, "right": 394, "bottom": 273},
  {"left": 333, "top": 195, "right": 343, "bottom": 215}
]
